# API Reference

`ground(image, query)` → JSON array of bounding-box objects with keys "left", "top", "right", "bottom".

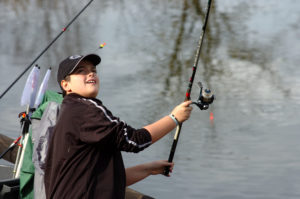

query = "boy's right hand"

[{"left": 171, "top": 101, "right": 193, "bottom": 123}]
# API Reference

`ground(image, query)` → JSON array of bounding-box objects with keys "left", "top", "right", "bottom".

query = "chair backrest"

[{"left": 32, "top": 101, "right": 61, "bottom": 199}]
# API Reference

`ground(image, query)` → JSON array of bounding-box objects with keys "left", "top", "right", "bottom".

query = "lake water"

[{"left": 1, "top": 0, "right": 300, "bottom": 198}]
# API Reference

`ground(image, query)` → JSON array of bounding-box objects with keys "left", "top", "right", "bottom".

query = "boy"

[{"left": 44, "top": 54, "right": 193, "bottom": 198}]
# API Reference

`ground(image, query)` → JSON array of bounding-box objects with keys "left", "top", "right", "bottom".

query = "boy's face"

[{"left": 61, "top": 60, "right": 100, "bottom": 98}]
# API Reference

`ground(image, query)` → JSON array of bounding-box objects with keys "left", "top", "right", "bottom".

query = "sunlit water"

[{"left": 1, "top": 0, "right": 300, "bottom": 198}]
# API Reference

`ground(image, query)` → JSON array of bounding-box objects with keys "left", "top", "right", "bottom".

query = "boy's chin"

[
  {"left": 85, "top": 92, "right": 98, "bottom": 98},
  {"left": 78, "top": 91, "right": 98, "bottom": 98}
]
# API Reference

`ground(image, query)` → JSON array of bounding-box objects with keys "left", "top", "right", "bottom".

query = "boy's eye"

[{"left": 73, "top": 68, "right": 85, "bottom": 74}]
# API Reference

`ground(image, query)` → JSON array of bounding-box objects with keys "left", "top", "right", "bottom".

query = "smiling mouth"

[{"left": 86, "top": 80, "right": 96, "bottom": 84}]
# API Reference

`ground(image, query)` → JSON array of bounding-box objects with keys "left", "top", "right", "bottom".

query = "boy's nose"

[{"left": 88, "top": 71, "right": 96, "bottom": 76}]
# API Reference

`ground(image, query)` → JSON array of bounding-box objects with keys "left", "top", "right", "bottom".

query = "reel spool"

[{"left": 192, "top": 82, "right": 214, "bottom": 110}]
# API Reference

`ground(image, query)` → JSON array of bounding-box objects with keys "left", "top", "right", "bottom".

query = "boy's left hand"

[{"left": 146, "top": 160, "right": 174, "bottom": 176}]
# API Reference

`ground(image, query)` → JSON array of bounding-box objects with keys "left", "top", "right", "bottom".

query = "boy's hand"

[
  {"left": 146, "top": 160, "right": 174, "bottom": 177},
  {"left": 171, "top": 101, "right": 193, "bottom": 123}
]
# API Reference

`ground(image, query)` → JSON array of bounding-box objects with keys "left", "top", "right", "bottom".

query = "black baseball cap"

[{"left": 57, "top": 54, "right": 101, "bottom": 87}]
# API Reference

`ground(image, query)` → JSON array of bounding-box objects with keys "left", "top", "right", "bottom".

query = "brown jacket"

[{"left": 44, "top": 93, "right": 152, "bottom": 199}]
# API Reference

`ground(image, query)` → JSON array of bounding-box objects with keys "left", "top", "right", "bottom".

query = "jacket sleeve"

[{"left": 79, "top": 100, "right": 152, "bottom": 153}]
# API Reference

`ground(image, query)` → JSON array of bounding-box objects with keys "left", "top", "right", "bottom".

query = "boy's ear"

[{"left": 61, "top": 79, "right": 71, "bottom": 93}]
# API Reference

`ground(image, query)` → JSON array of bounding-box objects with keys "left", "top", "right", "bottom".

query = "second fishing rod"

[
  {"left": 0, "top": 0, "right": 94, "bottom": 100},
  {"left": 164, "top": 0, "right": 214, "bottom": 176}
]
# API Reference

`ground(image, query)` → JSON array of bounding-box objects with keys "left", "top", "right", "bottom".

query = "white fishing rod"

[{"left": 13, "top": 66, "right": 52, "bottom": 178}]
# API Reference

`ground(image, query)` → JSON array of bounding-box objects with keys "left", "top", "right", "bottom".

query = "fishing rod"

[
  {"left": 0, "top": 136, "right": 21, "bottom": 160},
  {"left": 13, "top": 65, "right": 40, "bottom": 178},
  {"left": 13, "top": 65, "right": 52, "bottom": 178},
  {"left": 0, "top": 0, "right": 94, "bottom": 100},
  {"left": 13, "top": 108, "right": 32, "bottom": 178},
  {"left": 164, "top": 0, "right": 214, "bottom": 176}
]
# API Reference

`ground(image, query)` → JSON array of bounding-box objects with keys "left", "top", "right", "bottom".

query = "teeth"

[{"left": 87, "top": 80, "right": 95, "bottom": 83}]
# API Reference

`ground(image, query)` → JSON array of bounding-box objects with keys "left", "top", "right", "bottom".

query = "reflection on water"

[{"left": 1, "top": 0, "right": 300, "bottom": 198}]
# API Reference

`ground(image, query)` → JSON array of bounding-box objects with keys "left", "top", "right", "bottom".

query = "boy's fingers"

[
  {"left": 161, "top": 160, "right": 174, "bottom": 167},
  {"left": 163, "top": 162, "right": 173, "bottom": 166},
  {"left": 183, "top": 100, "right": 193, "bottom": 106},
  {"left": 165, "top": 162, "right": 174, "bottom": 170}
]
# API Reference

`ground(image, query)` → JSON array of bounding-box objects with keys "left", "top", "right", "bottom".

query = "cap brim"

[{"left": 69, "top": 54, "right": 101, "bottom": 74}]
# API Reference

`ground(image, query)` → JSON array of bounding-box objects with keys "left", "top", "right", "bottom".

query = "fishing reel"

[{"left": 191, "top": 82, "right": 214, "bottom": 110}]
